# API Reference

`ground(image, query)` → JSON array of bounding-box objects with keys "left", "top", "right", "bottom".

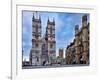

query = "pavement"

[{"left": 22, "top": 64, "right": 89, "bottom": 69}]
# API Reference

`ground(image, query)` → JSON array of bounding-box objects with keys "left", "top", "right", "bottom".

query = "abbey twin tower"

[{"left": 29, "top": 14, "right": 56, "bottom": 66}]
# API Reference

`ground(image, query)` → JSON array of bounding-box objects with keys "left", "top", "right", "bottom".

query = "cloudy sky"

[{"left": 22, "top": 11, "right": 89, "bottom": 61}]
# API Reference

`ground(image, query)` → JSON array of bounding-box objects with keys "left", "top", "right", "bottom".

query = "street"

[{"left": 22, "top": 64, "right": 89, "bottom": 69}]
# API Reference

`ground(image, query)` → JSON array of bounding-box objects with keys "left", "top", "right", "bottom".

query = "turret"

[
  {"left": 47, "top": 17, "right": 50, "bottom": 23},
  {"left": 53, "top": 18, "right": 55, "bottom": 25},
  {"left": 75, "top": 25, "right": 79, "bottom": 36},
  {"left": 32, "top": 13, "right": 34, "bottom": 21},
  {"left": 82, "top": 14, "right": 87, "bottom": 27},
  {"left": 39, "top": 15, "right": 41, "bottom": 23}
]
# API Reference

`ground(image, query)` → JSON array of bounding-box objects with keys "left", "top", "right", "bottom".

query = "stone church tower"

[
  {"left": 30, "top": 15, "right": 56, "bottom": 66},
  {"left": 74, "top": 15, "right": 89, "bottom": 64},
  {"left": 30, "top": 14, "right": 42, "bottom": 66},
  {"left": 46, "top": 18, "right": 56, "bottom": 64},
  {"left": 65, "top": 14, "right": 89, "bottom": 65},
  {"left": 81, "top": 15, "right": 89, "bottom": 64},
  {"left": 75, "top": 25, "right": 81, "bottom": 64}
]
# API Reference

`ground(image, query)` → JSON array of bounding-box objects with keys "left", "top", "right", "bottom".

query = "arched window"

[
  {"left": 50, "top": 43, "right": 53, "bottom": 48},
  {"left": 35, "top": 43, "right": 39, "bottom": 47}
]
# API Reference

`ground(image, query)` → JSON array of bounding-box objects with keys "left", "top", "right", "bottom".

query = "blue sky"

[{"left": 22, "top": 11, "right": 89, "bottom": 61}]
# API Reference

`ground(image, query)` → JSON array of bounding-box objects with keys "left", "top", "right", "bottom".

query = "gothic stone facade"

[
  {"left": 45, "top": 19, "right": 56, "bottom": 64},
  {"left": 29, "top": 14, "right": 42, "bottom": 66},
  {"left": 29, "top": 14, "right": 56, "bottom": 66},
  {"left": 65, "top": 15, "right": 89, "bottom": 64}
]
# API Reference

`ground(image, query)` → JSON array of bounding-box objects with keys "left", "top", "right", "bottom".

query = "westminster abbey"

[
  {"left": 29, "top": 14, "right": 56, "bottom": 66},
  {"left": 28, "top": 13, "right": 89, "bottom": 66}
]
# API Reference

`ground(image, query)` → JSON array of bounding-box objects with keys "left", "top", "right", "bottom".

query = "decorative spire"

[
  {"left": 35, "top": 11, "right": 38, "bottom": 19},
  {"left": 39, "top": 14, "right": 41, "bottom": 22},
  {"left": 75, "top": 25, "right": 79, "bottom": 30},
  {"left": 32, "top": 13, "right": 34, "bottom": 20},
  {"left": 47, "top": 17, "right": 49, "bottom": 23},
  {"left": 53, "top": 17, "right": 55, "bottom": 25},
  {"left": 53, "top": 17, "right": 55, "bottom": 22},
  {"left": 39, "top": 15, "right": 41, "bottom": 20},
  {"left": 82, "top": 14, "right": 87, "bottom": 22},
  {"left": 75, "top": 25, "right": 79, "bottom": 36}
]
